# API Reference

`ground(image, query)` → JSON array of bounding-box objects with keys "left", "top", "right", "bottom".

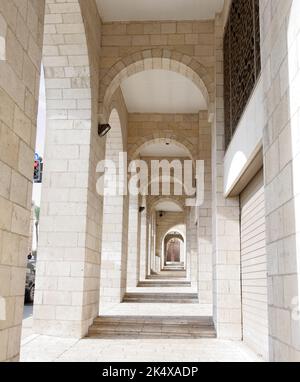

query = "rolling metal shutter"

[{"left": 240, "top": 169, "right": 268, "bottom": 359}]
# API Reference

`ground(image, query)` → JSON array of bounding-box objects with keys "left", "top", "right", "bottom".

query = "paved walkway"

[
  {"left": 21, "top": 334, "right": 263, "bottom": 362},
  {"left": 21, "top": 304, "right": 263, "bottom": 362}
]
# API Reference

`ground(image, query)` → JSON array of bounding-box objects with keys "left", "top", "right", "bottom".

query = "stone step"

[
  {"left": 88, "top": 316, "right": 216, "bottom": 339},
  {"left": 147, "top": 273, "right": 187, "bottom": 280},
  {"left": 94, "top": 316, "right": 213, "bottom": 325},
  {"left": 138, "top": 280, "right": 191, "bottom": 287},
  {"left": 123, "top": 292, "right": 199, "bottom": 304}
]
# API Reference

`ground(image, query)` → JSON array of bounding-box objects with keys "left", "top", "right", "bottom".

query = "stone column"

[
  {"left": 211, "top": 14, "right": 242, "bottom": 340},
  {"left": 197, "top": 111, "right": 213, "bottom": 306},
  {"left": 186, "top": 209, "right": 198, "bottom": 288},
  {"left": 0, "top": 0, "right": 45, "bottom": 361},
  {"left": 126, "top": 193, "right": 140, "bottom": 288},
  {"left": 260, "top": 0, "right": 300, "bottom": 361},
  {"left": 34, "top": 0, "right": 102, "bottom": 337},
  {"left": 139, "top": 207, "right": 148, "bottom": 281}
]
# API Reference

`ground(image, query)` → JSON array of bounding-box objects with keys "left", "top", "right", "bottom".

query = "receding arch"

[
  {"left": 129, "top": 136, "right": 196, "bottom": 161},
  {"left": 162, "top": 226, "right": 187, "bottom": 268},
  {"left": 99, "top": 49, "right": 213, "bottom": 122},
  {"left": 149, "top": 196, "right": 186, "bottom": 213}
]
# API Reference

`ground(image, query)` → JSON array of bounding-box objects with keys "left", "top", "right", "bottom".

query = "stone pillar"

[
  {"left": 34, "top": 0, "right": 102, "bottom": 337},
  {"left": 211, "top": 14, "right": 242, "bottom": 340},
  {"left": 151, "top": 213, "right": 157, "bottom": 272},
  {"left": 146, "top": 214, "right": 152, "bottom": 276},
  {"left": 0, "top": 0, "right": 45, "bottom": 361},
  {"left": 99, "top": 109, "right": 128, "bottom": 311},
  {"left": 186, "top": 209, "right": 198, "bottom": 288},
  {"left": 260, "top": 0, "right": 300, "bottom": 361},
  {"left": 197, "top": 111, "right": 213, "bottom": 306},
  {"left": 139, "top": 207, "right": 147, "bottom": 281},
  {"left": 126, "top": 193, "right": 140, "bottom": 288}
]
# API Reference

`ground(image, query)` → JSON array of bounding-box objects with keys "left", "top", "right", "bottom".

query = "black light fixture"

[
  {"left": 98, "top": 123, "right": 111, "bottom": 137},
  {"left": 139, "top": 206, "right": 145, "bottom": 213},
  {"left": 159, "top": 211, "right": 163, "bottom": 218}
]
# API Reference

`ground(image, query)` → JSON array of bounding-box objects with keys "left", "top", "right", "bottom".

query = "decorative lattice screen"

[{"left": 224, "top": 0, "right": 261, "bottom": 149}]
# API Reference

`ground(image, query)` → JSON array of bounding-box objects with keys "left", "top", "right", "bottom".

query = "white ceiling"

[
  {"left": 155, "top": 201, "right": 183, "bottom": 212},
  {"left": 140, "top": 141, "right": 190, "bottom": 158},
  {"left": 121, "top": 70, "right": 206, "bottom": 114},
  {"left": 96, "top": 0, "right": 224, "bottom": 22}
]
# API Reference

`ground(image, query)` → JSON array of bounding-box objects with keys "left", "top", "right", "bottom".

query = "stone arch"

[
  {"left": 148, "top": 196, "right": 186, "bottom": 213},
  {"left": 129, "top": 135, "right": 196, "bottom": 161},
  {"left": 164, "top": 226, "right": 186, "bottom": 243},
  {"left": 165, "top": 232, "right": 185, "bottom": 243},
  {"left": 99, "top": 49, "right": 214, "bottom": 122},
  {"left": 159, "top": 223, "right": 187, "bottom": 268},
  {"left": 164, "top": 233, "right": 185, "bottom": 264}
]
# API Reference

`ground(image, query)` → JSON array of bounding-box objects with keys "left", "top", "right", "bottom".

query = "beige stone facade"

[{"left": 0, "top": 0, "right": 300, "bottom": 362}]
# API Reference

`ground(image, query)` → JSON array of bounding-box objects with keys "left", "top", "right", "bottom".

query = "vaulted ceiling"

[
  {"left": 96, "top": 0, "right": 224, "bottom": 22},
  {"left": 121, "top": 70, "right": 207, "bottom": 114},
  {"left": 139, "top": 140, "right": 191, "bottom": 158},
  {"left": 155, "top": 201, "right": 183, "bottom": 212}
]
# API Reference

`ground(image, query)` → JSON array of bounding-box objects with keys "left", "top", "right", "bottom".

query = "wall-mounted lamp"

[
  {"left": 159, "top": 211, "right": 164, "bottom": 218},
  {"left": 139, "top": 206, "right": 145, "bottom": 213},
  {"left": 98, "top": 124, "right": 111, "bottom": 137}
]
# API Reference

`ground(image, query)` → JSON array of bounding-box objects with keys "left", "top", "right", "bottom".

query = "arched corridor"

[{"left": 0, "top": 0, "right": 300, "bottom": 363}]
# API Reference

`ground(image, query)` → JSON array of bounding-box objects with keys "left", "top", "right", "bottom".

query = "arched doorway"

[{"left": 165, "top": 236, "right": 182, "bottom": 263}]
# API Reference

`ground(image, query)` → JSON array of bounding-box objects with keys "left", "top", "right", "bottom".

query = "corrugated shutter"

[{"left": 240, "top": 169, "right": 268, "bottom": 359}]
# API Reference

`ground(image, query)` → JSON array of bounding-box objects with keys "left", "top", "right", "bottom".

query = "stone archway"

[
  {"left": 129, "top": 135, "right": 196, "bottom": 161},
  {"left": 99, "top": 108, "right": 128, "bottom": 312},
  {"left": 99, "top": 49, "right": 214, "bottom": 122},
  {"left": 164, "top": 234, "right": 184, "bottom": 263}
]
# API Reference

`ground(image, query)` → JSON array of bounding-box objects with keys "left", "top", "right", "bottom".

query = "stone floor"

[
  {"left": 100, "top": 302, "right": 212, "bottom": 316},
  {"left": 21, "top": 335, "right": 263, "bottom": 362},
  {"left": 21, "top": 304, "right": 263, "bottom": 362}
]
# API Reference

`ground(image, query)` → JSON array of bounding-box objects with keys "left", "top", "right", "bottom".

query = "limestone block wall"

[
  {"left": 260, "top": 0, "right": 300, "bottom": 361},
  {"left": 101, "top": 20, "right": 214, "bottom": 68},
  {"left": 0, "top": 0, "right": 45, "bottom": 361}
]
